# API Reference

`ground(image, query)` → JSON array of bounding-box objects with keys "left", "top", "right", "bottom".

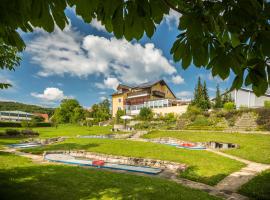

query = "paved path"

[{"left": 207, "top": 149, "right": 270, "bottom": 192}]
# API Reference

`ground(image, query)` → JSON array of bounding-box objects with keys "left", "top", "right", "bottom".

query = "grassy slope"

[
  {"left": 0, "top": 124, "right": 117, "bottom": 138},
  {"left": 239, "top": 169, "right": 270, "bottom": 200},
  {"left": 22, "top": 138, "right": 244, "bottom": 185},
  {"left": 144, "top": 131, "right": 270, "bottom": 164},
  {"left": 0, "top": 152, "right": 220, "bottom": 200}
]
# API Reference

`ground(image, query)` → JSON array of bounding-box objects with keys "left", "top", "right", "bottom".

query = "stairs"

[{"left": 233, "top": 112, "right": 257, "bottom": 131}]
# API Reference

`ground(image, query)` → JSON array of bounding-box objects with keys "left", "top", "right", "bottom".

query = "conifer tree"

[
  {"left": 202, "top": 81, "right": 211, "bottom": 109},
  {"left": 214, "top": 84, "right": 223, "bottom": 108},
  {"left": 192, "top": 77, "right": 210, "bottom": 110}
]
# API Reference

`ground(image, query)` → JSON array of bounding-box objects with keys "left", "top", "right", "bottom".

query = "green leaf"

[
  {"left": 231, "top": 75, "right": 243, "bottom": 90},
  {"left": 112, "top": 5, "right": 124, "bottom": 38},
  {"left": 182, "top": 43, "right": 192, "bottom": 69}
]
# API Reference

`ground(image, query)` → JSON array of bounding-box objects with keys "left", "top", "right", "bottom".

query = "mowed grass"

[
  {"left": 239, "top": 169, "right": 270, "bottom": 200},
  {"left": 144, "top": 131, "right": 270, "bottom": 164},
  {"left": 21, "top": 138, "right": 244, "bottom": 185},
  {"left": 0, "top": 152, "right": 220, "bottom": 200},
  {"left": 0, "top": 124, "right": 117, "bottom": 138}
]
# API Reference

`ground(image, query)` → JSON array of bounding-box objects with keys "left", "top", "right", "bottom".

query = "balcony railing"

[{"left": 127, "top": 90, "right": 150, "bottom": 99}]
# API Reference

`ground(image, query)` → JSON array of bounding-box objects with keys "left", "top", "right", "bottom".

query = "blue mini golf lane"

[
  {"left": 44, "top": 154, "right": 162, "bottom": 175},
  {"left": 9, "top": 143, "right": 42, "bottom": 148}
]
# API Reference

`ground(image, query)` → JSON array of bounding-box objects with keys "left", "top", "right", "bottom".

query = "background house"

[
  {"left": 111, "top": 80, "right": 189, "bottom": 117},
  {"left": 225, "top": 88, "right": 270, "bottom": 108}
]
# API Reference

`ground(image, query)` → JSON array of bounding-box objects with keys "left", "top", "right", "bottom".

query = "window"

[
  {"left": 118, "top": 98, "right": 121, "bottom": 103},
  {"left": 118, "top": 107, "right": 122, "bottom": 110}
]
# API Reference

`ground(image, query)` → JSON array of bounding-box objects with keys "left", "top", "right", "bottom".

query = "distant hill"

[{"left": 0, "top": 101, "right": 54, "bottom": 116}]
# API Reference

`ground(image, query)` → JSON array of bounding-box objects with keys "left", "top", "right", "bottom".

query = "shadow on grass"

[
  {"left": 180, "top": 166, "right": 227, "bottom": 186},
  {"left": 0, "top": 163, "right": 218, "bottom": 200}
]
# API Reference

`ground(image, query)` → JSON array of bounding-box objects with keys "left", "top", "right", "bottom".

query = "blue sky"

[{"left": 0, "top": 8, "right": 234, "bottom": 108}]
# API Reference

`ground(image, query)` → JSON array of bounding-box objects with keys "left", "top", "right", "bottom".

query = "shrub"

[
  {"left": 5, "top": 129, "right": 21, "bottom": 136},
  {"left": 134, "top": 122, "right": 150, "bottom": 129},
  {"left": 186, "top": 105, "right": 202, "bottom": 115},
  {"left": 35, "top": 122, "right": 52, "bottom": 127},
  {"left": 115, "top": 109, "right": 125, "bottom": 124},
  {"left": 163, "top": 113, "right": 176, "bottom": 123},
  {"left": 139, "top": 107, "right": 153, "bottom": 120},
  {"left": 0, "top": 121, "right": 21, "bottom": 127},
  {"left": 264, "top": 101, "right": 270, "bottom": 108},
  {"left": 21, "top": 120, "right": 30, "bottom": 128},
  {"left": 191, "top": 115, "right": 213, "bottom": 126},
  {"left": 256, "top": 108, "right": 270, "bottom": 130},
  {"left": 223, "top": 102, "right": 236, "bottom": 111},
  {"left": 21, "top": 129, "right": 39, "bottom": 136}
]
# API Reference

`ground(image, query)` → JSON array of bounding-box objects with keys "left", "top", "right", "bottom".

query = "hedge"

[{"left": 0, "top": 121, "right": 52, "bottom": 127}]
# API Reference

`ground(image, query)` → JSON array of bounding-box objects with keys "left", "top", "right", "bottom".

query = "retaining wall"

[{"left": 44, "top": 150, "right": 187, "bottom": 173}]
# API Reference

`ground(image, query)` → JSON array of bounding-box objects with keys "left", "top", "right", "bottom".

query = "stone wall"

[
  {"left": 44, "top": 150, "right": 187, "bottom": 173},
  {"left": 147, "top": 137, "right": 239, "bottom": 149}
]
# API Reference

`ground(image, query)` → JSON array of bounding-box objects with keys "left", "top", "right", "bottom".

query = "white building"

[
  {"left": 0, "top": 111, "right": 34, "bottom": 122},
  {"left": 226, "top": 88, "right": 270, "bottom": 108}
]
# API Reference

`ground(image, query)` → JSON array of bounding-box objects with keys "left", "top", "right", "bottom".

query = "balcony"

[{"left": 127, "top": 90, "right": 150, "bottom": 99}]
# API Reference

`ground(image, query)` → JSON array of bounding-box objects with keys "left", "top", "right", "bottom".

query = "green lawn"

[
  {"left": 0, "top": 124, "right": 117, "bottom": 138},
  {"left": 0, "top": 138, "right": 22, "bottom": 150},
  {"left": 0, "top": 152, "right": 220, "bottom": 200},
  {"left": 21, "top": 138, "right": 244, "bottom": 185},
  {"left": 239, "top": 169, "right": 270, "bottom": 200},
  {"left": 144, "top": 131, "right": 270, "bottom": 164}
]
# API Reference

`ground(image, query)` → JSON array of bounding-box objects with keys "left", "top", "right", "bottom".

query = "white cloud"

[
  {"left": 27, "top": 26, "right": 177, "bottom": 87},
  {"left": 99, "top": 96, "right": 107, "bottom": 101},
  {"left": 176, "top": 91, "right": 193, "bottom": 100},
  {"left": 99, "top": 91, "right": 107, "bottom": 95},
  {"left": 164, "top": 9, "right": 181, "bottom": 29},
  {"left": 171, "top": 75, "right": 184, "bottom": 84},
  {"left": 90, "top": 19, "right": 106, "bottom": 32},
  {"left": 95, "top": 77, "right": 119, "bottom": 90},
  {"left": 31, "top": 87, "right": 66, "bottom": 102},
  {"left": 0, "top": 76, "right": 14, "bottom": 85}
]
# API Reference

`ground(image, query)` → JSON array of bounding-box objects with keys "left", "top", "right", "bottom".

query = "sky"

[{"left": 0, "top": 8, "right": 234, "bottom": 108}]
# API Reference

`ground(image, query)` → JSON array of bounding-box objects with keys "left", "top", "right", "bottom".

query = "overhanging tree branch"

[{"left": 162, "top": 0, "right": 187, "bottom": 15}]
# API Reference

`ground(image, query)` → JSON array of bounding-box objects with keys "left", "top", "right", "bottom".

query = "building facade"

[
  {"left": 226, "top": 88, "right": 270, "bottom": 108},
  {"left": 0, "top": 111, "right": 34, "bottom": 122},
  {"left": 111, "top": 80, "right": 189, "bottom": 117}
]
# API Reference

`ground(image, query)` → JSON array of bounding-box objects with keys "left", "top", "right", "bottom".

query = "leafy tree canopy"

[
  {"left": 1, "top": 0, "right": 270, "bottom": 95},
  {"left": 53, "top": 99, "right": 85, "bottom": 123},
  {"left": 89, "top": 99, "right": 111, "bottom": 122},
  {"left": 0, "top": 40, "right": 20, "bottom": 89}
]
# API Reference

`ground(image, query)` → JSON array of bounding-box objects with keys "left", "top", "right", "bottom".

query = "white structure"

[
  {"left": 0, "top": 111, "right": 34, "bottom": 122},
  {"left": 227, "top": 88, "right": 270, "bottom": 108}
]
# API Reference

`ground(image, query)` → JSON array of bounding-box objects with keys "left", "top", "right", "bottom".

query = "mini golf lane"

[
  {"left": 9, "top": 143, "right": 42, "bottom": 148},
  {"left": 44, "top": 154, "right": 162, "bottom": 175}
]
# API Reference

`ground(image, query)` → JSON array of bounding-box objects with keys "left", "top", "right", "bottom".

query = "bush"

[
  {"left": 115, "top": 109, "right": 125, "bottom": 124},
  {"left": 21, "top": 120, "right": 30, "bottom": 128},
  {"left": 264, "top": 101, "right": 270, "bottom": 108},
  {"left": 256, "top": 108, "right": 270, "bottom": 130},
  {"left": 139, "top": 107, "right": 153, "bottom": 120},
  {"left": 223, "top": 102, "right": 236, "bottom": 111},
  {"left": 21, "top": 129, "right": 39, "bottom": 136},
  {"left": 134, "top": 122, "right": 150, "bottom": 129},
  {"left": 186, "top": 105, "right": 202, "bottom": 115},
  {"left": 35, "top": 122, "right": 52, "bottom": 127},
  {"left": 5, "top": 129, "right": 21, "bottom": 136},
  {"left": 191, "top": 115, "right": 213, "bottom": 126},
  {"left": 0, "top": 121, "right": 51, "bottom": 128},
  {"left": 163, "top": 113, "right": 176, "bottom": 123},
  {"left": 0, "top": 121, "right": 21, "bottom": 127}
]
